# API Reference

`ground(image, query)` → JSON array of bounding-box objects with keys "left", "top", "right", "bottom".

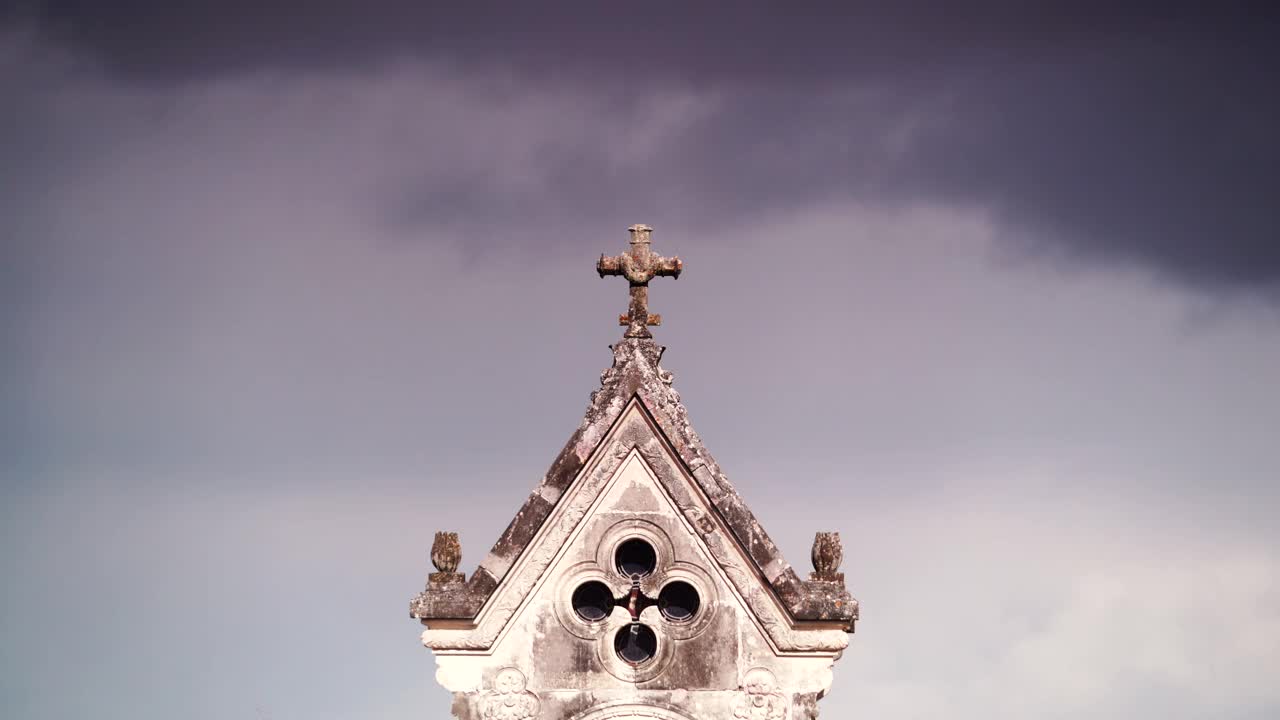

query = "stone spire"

[
  {"left": 596, "top": 224, "right": 683, "bottom": 338},
  {"left": 409, "top": 225, "right": 858, "bottom": 720}
]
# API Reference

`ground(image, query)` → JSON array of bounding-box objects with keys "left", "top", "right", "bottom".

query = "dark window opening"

[
  {"left": 614, "top": 623, "right": 658, "bottom": 665},
  {"left": 615, "top": 538, "right": 657, "bottom": 578},
  {"left": 658, "top": 581, "right": 701, "bottom": 622},
  {"left": 571, "top": 581, "right": 615, "bottom": 622}
]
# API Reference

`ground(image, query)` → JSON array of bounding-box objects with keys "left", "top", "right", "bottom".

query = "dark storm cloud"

[
  {"left": 6, "top": 2, "right": 1280, "bottom": 296},
  {"left": 5, "top": 9, "right": 1280, "bottom": 719},
  {"left": 5, "top": 3, "right": 1169, "bottom": 81}
]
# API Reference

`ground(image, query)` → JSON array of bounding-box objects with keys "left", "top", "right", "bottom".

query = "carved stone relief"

[
  {"left": 481, "top": 668, "right": 540, "bottom": 720},
  {"left": 732, "top": 668, "right": 787, "bottom": 720}
]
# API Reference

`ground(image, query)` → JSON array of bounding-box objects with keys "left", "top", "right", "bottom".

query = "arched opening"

[
  {"left": 658, "top": 580, "right": 700, "bottom": 622},
  {"left": 613, "top": 624, "right": 657, "bottom": 665},
  {"left": 571, "top": 581, "right": 615, "bottom": 622},
  {"left": 614, "top": 538, "right": 657, "bottom": 578}
]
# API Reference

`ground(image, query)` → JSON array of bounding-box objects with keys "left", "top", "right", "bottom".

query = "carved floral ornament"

[
  {"left": 432, "top": 531, "right": 461, "bottom": 573},
  {"left": 481, "top": 668, "right": 540, "bottom": 720}
]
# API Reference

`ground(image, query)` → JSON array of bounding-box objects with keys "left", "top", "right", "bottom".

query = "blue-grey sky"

[{"left": 3, "top": 4, "right": 1279, "bottom": 719}]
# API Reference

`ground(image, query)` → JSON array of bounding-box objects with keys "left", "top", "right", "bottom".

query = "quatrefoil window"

[{"left": 568, "top": 537, "right": 704, "bottom": 666}]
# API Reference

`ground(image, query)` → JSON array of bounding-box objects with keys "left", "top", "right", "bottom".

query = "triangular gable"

[{"left": 411, "top": 338, "right": 857, "bottom": 651}]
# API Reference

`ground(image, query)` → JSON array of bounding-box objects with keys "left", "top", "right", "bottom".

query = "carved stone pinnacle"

[
  {"left": 429, "top": 531, "right": 463, "bottom": 586},
  {"left": 811, "top": 531, "right": 844, "bottom": 582}
]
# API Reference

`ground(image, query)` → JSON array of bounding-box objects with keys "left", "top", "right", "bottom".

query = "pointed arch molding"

[{"left": 412, "top": 339, "right": 856, "bottom": 654}]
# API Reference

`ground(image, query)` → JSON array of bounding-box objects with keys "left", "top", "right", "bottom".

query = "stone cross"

[{"left": 597, "top": 224, "right": 683, "bottom": 338}]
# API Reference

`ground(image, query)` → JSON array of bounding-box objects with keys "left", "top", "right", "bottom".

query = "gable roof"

[{"left": 410, "top": 337, "right": 858, "bottom": 636}]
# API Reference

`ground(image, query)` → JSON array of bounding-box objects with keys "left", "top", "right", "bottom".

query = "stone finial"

[
  {"left": 432, "top": 531, "right": 461, "bottom": 573},
  {"left": 810, "top": 531, "right": 844, "bottom": 583},
  {"left": 597, "top": 223, "right": 683, "bottom": 339},
  {"left": 628, "top": 223, "right": 653, "bottom": 244},
  {"left": 429, "top": 531, "right": 464, "bottom": 586}
]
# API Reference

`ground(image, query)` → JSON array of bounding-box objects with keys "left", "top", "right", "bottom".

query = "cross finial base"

[{"left": 620, "top": 313, "right": 662, "bottom": 338}]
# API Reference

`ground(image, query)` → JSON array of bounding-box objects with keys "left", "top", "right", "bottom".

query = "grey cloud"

[
  {"left": 4, "top": 24, "right": 1280, "bottom": 720},
  {"left": 10, "top": 3, "right": 1275, "bottom": 296},
  {"left": 5, "top": 3, "right": 1238, "bottom": 84},
  {"left": 5, "top": 41, "right": 1279, "bottom": 496}
]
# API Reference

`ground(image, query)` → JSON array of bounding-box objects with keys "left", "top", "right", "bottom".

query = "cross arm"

[
  {"left": 652, "top": 256, "right": 683, "bottom": 279},
  {"left": 597, "top": 254, "right": 624, "bottom": 278}
]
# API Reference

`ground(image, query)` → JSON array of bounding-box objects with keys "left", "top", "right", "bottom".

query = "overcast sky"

[{"left": 3, "top": 4, "right": 1279, "bottom": 719}]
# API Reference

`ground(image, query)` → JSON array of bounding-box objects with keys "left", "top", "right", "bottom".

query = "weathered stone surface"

[
  {"left": 597, "top": 224, "right": 683, "bottom": 339},
  {"left": 407, "top": 230, "right": 858, "bottom": 719},
  {"left": 734, "top": 668, "right": 787, "bottom": 719},
  {"left": 410, "top": 338, "right": 858, "bottom": 628},
  {"left": 480, "top": 668, "right": 540, "bottom": 720},
  {"left": 810, "top": 531, "right": 845, "bottom": 584},
  {"left": 432, "top": 531, "right": 462, "bottom": 574},
  {"left": 420, "top": 440, "right": 845, "bottom": 719}
]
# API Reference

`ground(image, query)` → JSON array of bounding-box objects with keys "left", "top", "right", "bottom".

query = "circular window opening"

[
  {"left": 658, "top": 581, "right": 701, "bottom": 622},
  {"left": 615, "top": 538, "right": 657, "bottom": 578},
  {"left": 571, "top": 581, "right": 615, "bottom": 622},
  {"left": 614, "top": 624, "right": 658, "bottom": 665}
]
